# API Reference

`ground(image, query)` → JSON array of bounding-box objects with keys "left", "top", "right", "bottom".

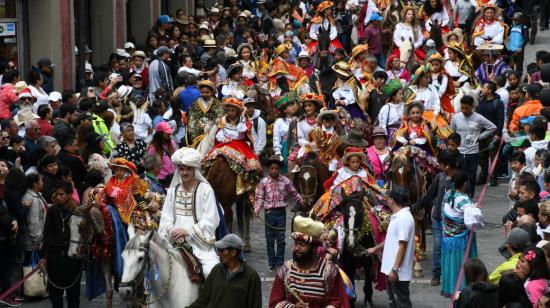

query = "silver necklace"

[{"left": 59, "top": 210, "right": 70, "bottom": 233}]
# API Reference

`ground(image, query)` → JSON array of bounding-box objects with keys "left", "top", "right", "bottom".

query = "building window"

[{"left": 0, "top": 0, "right": 16, "bottom": 19}]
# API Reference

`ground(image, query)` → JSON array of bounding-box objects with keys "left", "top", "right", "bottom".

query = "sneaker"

[
  {"left": 268, "top": 265, "right": 276, "bottom": 272},
  {"left": 0, "top": 298, "right": 22, "bottom": 307},
  {"left": 431, "top": 275, "right": 441, "bottom": 286}
]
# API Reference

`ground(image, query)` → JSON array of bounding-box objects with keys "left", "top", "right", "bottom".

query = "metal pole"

[{"left": 77, "top": 0, "right": 87, "bottom": 91}]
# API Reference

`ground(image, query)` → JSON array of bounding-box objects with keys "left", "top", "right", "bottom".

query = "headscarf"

[{"left": 169, "top": 147, "right": 208, "bottom": 189}]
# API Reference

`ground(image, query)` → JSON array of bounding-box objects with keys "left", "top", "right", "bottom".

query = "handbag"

[{"left": 23, "top": 251, "right": 47, "bottom": 297}]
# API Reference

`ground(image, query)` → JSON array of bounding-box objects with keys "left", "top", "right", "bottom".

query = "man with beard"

[{"left": 269, "top": 216, "right": 350, "bottom": 308}]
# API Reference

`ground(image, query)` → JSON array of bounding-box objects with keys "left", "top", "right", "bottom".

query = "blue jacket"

[{"left": 179, "top": 86, "right": 200, "bottom": 114}]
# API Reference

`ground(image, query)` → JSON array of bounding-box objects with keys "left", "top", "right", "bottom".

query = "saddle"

[{"left": 174, "top": 242, "right": 204, "bottom": 284}]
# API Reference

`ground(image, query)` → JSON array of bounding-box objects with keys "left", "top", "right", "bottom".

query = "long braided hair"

[{"left": 449, "top": 170, "right": 469, "bottom": 208}]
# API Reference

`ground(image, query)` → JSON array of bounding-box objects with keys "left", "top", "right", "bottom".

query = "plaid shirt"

[{"left": 254, "top": 175, "right": 303, "bottom": 212}]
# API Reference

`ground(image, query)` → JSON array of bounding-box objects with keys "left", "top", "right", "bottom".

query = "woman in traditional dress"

[
  {"left": 378, "top": 79, "right": 404, "bottom": 143},
  {"left": 348, "top": 44, "right": 371, "bottom": 85},
  {"left": 186, "top": 80, "right": 224, "bottom": 145},
  {"left": 444, "top": 42, "right": 477, "bottom": 88},
  {"left": 392, "top": 6, "right": 425, "bottom": 61},
  {"left": 268, "top": 44, "right": 309, "bottom": 97},
  {"left": 296, "top": 50, "right": 316, "bottom": 78},
  {"left": 427, "top": 53, "right": 455, "bottom": 116},
  {"left": 386, "top": 55, "right": 411, "bottom": 84},
  {"left": 366, "top": 127, "right": 391, "bottom": 186},
  {"left": 393, "top": 101, "right": 439, "bottom": 176},
  {"left": 471, "top": 4, "right": 507, "bottom": 47},
  {"left": 287, "top": 93, "right": 323, "bottom": 174},
  {"left": 440, "top": 170, "right": 483, "bottom": 297},
  {"left": 202, "top": 97, "right": 263, "bottom": 192},
  {"left": 331, "top": 62, "right": 366, "bottom": 135},
  {"left": 420, "top": 0, "right": 450, "bottom": 33},
  {"left": 219, "top": 63, "right": 247, "bottom": 100},
  {"left": 442, "top": 29, "right": 464, "bottom": 59},
  {"left": 237, "top": 43, "right": 258, "bottom": 87},
  {"left": 307, "top": 1, "right": 344, "bottom": 54},
  {"left": 273, "top": 94, "right": 297, "bottom": 174}
]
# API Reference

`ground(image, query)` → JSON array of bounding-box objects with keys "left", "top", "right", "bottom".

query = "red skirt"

[
  {"left": 391, "top": 47, "right": 426, "bottom": 63},
  {"left": 307, "top": 39, "right": 345, "bottom": 54}
]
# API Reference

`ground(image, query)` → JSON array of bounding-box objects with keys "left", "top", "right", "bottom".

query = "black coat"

[{"left": 454, "top": 282, "right": 499, "bottom": 308}]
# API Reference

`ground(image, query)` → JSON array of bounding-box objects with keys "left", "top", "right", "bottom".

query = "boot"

[{"left": 490, "top": 176, "right": 498, "bottom": 187}]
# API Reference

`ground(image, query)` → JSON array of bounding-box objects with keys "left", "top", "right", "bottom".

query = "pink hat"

[{"left": 155, "top": 121, "right": 173, "bottom": 134}]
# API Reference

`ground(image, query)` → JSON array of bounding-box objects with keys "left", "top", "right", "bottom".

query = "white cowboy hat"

[{"left": 14, "top": 108, "right": 39, "bottom": 126}]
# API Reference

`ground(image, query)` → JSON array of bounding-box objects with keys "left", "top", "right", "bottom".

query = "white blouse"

[
  {"left": 239, "top": 59, "right": 256, "bottom": 80},
  {"left": 273, "top": 117, "right": 294, "bottom": 155},
  {"left": 444, "top": 60, "right": 469, "bottom": 83},
  {"left": 332, "top": 167, "right": 369, "bottom": 189},
  {"left": 332, "top": 84, "right": 356, "bottom": 106},
  {"left": 393, "top": 23, "right": 425, "bottom": 49},
  {"left": 473, "top": 21, "right": 505, "bottom": 47},
  {"left": 309, "top": 19, "right": 338, "bottom": 41},
  {"left": 396, "top": 127, "right": 427, "bottom": 145},
  {"left": 220, "top": 80, "right": 245, "bottom": 100},
  {"left": 431, "top": 73, "right": 449, "bottom": 97},
  {"left": 412, "top": 85, "right": 441, "bottom": 116},
  {"left": 425, "top": 9, "right": 450, "bottom": 32},
  {"left": 215, "top": 116, "right": 249, "bottom": 142},
  {"left": 297, "top": 118, "right": 317, "bottom": 147},
  {"left": 378, "top": 102, "right": 404, "bottom": 128}
]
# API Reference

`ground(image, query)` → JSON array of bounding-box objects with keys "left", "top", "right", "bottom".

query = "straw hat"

[
  {"left": 300, "top": 92, "right": 324, "bottom": 109},
  {"left": 317, "top": 1, "right": 334, "bottom": 13},
  {"left": 227, "top": 63, "right": 243, "bottom": 76},
  {"left": 443, "top": 28, "right": 464, "bottom": 46},
  {"left": 291, "top": 216, "right": 325, "bottom": 245},
  {"left": 131, "top": 50, "right": 146, "bottom": 60},
  {"left": 14, "top": 81, "right": 28, "bottom": 93},
  {"left": 203, "top": 39, "right": 217, "bottom": 48},
  {"left": 341, "top": 147, "right": 367, "bottom": 164},
  {"left": 200, "top": 34, "right": 212, "bottom": 42},
  {"left": 223, "top": 97, "right": 244, "bottom": 111},
  {"left": 274, "top": 43, "right": 290, "bottom": 58},
  {"left": 236, "top": 43, "right": 253, "bottom": 55},
  {"left": 197, "top": 80, "right": 216, "bottom": 92},
  {"left": 316, "top": 107, "right": 339, "bottom": 124},
  {"left": 426, "top": 52, "right": 445, "bottom": 64},
  {"left": 332, "top": 61, "right": 352, "bottom": 77},
  {"left": 446, "top": 42, "right": 466, "bottom": 58},
  {"left": 481, "top": 3, "right": 501, "bottom": 15},
  {"left": 297, "top": 50, "right": 311, "bottom": 61},
  {"left": 400, "top": 5, "right": 418, "bottom": 21},
  {"left": 477, "top": 43, "right": 504, "bottom": 55},
  {"left": 350, "top": 44, "right": 369, "bottom": 61}
]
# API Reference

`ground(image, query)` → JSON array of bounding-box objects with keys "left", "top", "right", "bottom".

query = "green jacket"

[
  {"left": 92, "top": 114, "right": 115, "bottom": 156},
  {"left": 187, "top": 263, "right": 262, "bottom": 308}
]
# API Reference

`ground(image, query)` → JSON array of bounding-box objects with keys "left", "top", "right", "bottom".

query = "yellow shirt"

[{"left": 488, "top": 253, "right": 522, "bottom": 285}]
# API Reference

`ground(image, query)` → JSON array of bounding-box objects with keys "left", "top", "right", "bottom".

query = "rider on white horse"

[{"left": 159, "top": 147, "right": 220, "bottom": 277}]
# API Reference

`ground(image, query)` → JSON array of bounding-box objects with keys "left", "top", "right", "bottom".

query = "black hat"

[
  {"left": 93, "top": 100, "right": 109, "bottom": 114},
  {"left": 37, "top": 58, "right": 54, "bottom": 67},
  {"left": 526, "top": 84, "right": 542, "bottom": 97},
  {"left": 341, "top": 129, "right": 368, "bottom": 147},
  {"left": 263, "top": 155, "right": 283, "bottom": 167}
]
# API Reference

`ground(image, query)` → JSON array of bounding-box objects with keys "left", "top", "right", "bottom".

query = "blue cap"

[
  {"left": 369, "top": 13, "right": 383, "bottom": 22},
  {"left": 520, "top": 115, "right": 537, "bottom": 126},
  {"left": 158, "top": 15, "right": 173, "bottom": 24}
]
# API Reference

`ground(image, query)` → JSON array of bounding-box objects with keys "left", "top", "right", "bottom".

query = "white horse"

[
  {"left": 451, "top": 82, "right": 478, "bottom": 112},
  {"left": 399, "top": 38, "right": 414, "bottom": 71},
  {"left": 68, "top": 205, "right": 115, "bottom": 308},
  {"left": 118, "top": 231, "right": 199, "bottom": 308}
]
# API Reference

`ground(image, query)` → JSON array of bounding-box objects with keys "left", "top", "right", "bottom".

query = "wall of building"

[
  {"left": 129, "top": 0, "right": 161, "bottom": 47},
  {"left": 27, "top": 0, "right": 75, "bottom": 90}
]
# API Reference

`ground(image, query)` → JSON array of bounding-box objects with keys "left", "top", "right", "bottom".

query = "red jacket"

[{"left": 0, "top": 83, "right": 17, "bottom": 119}]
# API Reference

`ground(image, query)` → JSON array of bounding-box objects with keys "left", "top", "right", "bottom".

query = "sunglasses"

[{"left": 1, "top": 136, "right": 9, "bottom": 140}]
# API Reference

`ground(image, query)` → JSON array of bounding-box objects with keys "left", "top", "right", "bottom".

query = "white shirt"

[
  {"left": 445, "top": 60, "right": 469, "bottom": 83},
  {"left": 393, "top": 23, "right": 424, "bottom": 49},
  {"left": 525, "top": 140, "right": 549, "bottom": 171},
  {"left": 309, "top": 19, "right": 338, "bottom": 41},
  {"left": 133, "top": 109, "right": 153, "bottom": 143},
  {"left": 178, "top": 66, "right": 202, "bottom": 77},
  {"left": 159, "top": 182, "right": 220, "bottom": 276},
  {"left": 496, "top": 87, "right": 509, "bottom": 116},
  {"left": 378, "top": 102, "right": 404, "bottom": 129},
  {"left": 248, "top": 109, "right": 267, "bottom": 155},
  {"left": 473, "top": 21, "right": 505, "bottom": 47},
  {"left": 240, "top": 59, "right": 257, "bottom": 80},
  {"left": 215, "top": 116, "right": 249, "bottom": 142},
  {"left": 332, "top": 167, "right": 369, "bottom": 189},
  {"left": 381, "top": 207, "right": 415, "bottom": 281},
  {"left": 220, "top": 80, "right": 245, "bottom": 100},
  {"left": 425, "top": 9, "right": 450, "bottom": 32},
  {"left": 332, "top": 84, "right": 356, "bottom": 106},
  {"left": 297, "top": 118, "right": 316, "bottom": 147},
  {"left": 413, "top": 85, "right": 441, "bottom": 116},
  {"left": 431, "top": 73, "right": 449, "bottom": 97}
]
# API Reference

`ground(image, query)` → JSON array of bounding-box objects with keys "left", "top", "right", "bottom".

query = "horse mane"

[{"left": 391, "top": 150, "right": 410, "bottom": 170}]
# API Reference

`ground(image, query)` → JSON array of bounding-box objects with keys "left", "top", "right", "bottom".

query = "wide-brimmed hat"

[
  {"left": 227, "top": 63, "right": 243, "bottom": 76},
  {"left": 300, "top": 92, "right": 324, "bottom": 108},
  {"left": 350, "top": 44, "right": 369, "bottom": 61},
  {"left": 405, "top": 101, "right": 425, "bottom": 115},
  {"left": 297, "top": 50, "right": 311, "bottom": 61},
  {"left": 400, "top": 5, "right": 418, "bottom": 21},
  {"left": 291, "top": 216, "right": 325, "bottom": 245},
  {"left": 341, "top": 147, "right": 367, "bottom": 164},
  {"left": 426, "top": 52, "right": 445, "bottom": 64},
  {"left": 341, "top": 129, "right": 368, "bottom": 147},
  {"left": 316, "top": 107, "right": 339, "bottom": 124},
  {"left": 274, "top": 43, "right": 290, "bottom": 58},
  {"left": 274, "top": 93, "right": 294, "bottom": 111},
  {"left": 14, "top": 81, "right": 28, "bottom": 93},
  {"left": 477, "top": 43, "right": 504, "bottom": 55},
  {"left": 14, "top": 108, "right": 39, "bottom": 126},
  {"left": 131, "top": 50, "right": 146, "bottom": 60},
  {"left": 332, "top": 61, "right": 352, "bottom": 77},
  {"left": 197, "top": 80, "right": 216, "bottom": 92},
  {"left": 223, "top": 97, "right": 244, "bottom": 111},
  {"left": 117, "top": 85, "right": 133, "bottom": 99},
  {"left": 317, "top": 1, "right": 334, "bottom": 13},
  {"left": 203, "top": 39, "right": 217, "bottom": 48},
  {"left": 108, "top": 157, "right": 137, "bottom": 173},
  {"left": 372, "top": 126, "right": 388, "bottom": 138},
  {"left": 175, "top": 16, "right": 190, "bottom": 25},
  {"left": 236, "top": 43, "right": 253, "bottom": 55},
  {"left": 443, "top": 29, "right": 464, "bottom": 46},
  {"left": 446, "top": 42, "right": 466, "bottom": 58},
  {"left": 481, "top": 3, "right": 501, "bottom": 15}
]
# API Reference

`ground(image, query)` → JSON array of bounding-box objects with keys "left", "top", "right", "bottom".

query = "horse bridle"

[
  {"left": 69, "top": 210, "right": 94, "bottom": 248},
  {"left": 119, "top": 244, "right": 150, "bottom": 290},
  {"left": 298, "top": 165, "right": 318, "bottom": 202}
]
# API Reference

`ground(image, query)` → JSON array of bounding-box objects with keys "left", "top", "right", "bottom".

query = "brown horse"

[
  {"left": 247, "top": 84, "right": 276, "bottom": 125},
  {"left": 296, "top": 154, "right": 330, "bottom": 212},
  {"left": 388, "top": 147, "right": 428, "bottom": 277},
  {"left": 205, "top": 156, "right": 253, "bottom": 251}
]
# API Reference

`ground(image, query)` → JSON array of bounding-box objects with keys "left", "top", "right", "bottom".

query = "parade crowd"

[{"left": 0, "top": 0, "right": 550, "bottom": 307}]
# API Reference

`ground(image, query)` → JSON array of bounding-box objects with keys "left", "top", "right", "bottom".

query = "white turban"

[{"left": 170, "top": 147, "right": 208, "bottom": 188}]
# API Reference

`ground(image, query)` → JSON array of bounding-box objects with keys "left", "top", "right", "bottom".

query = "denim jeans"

[
  {"left": 265, "top": 208, "right": 286, "bottom": 267},
  {"left": 461, "top": 153, "right": 479, "bottom": 198},
  {"left": 374, "top": 53, "right": 386, "bottom": 71},
  {"left": 432, "top": 218, "right": 442, "bottom": 276}
]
